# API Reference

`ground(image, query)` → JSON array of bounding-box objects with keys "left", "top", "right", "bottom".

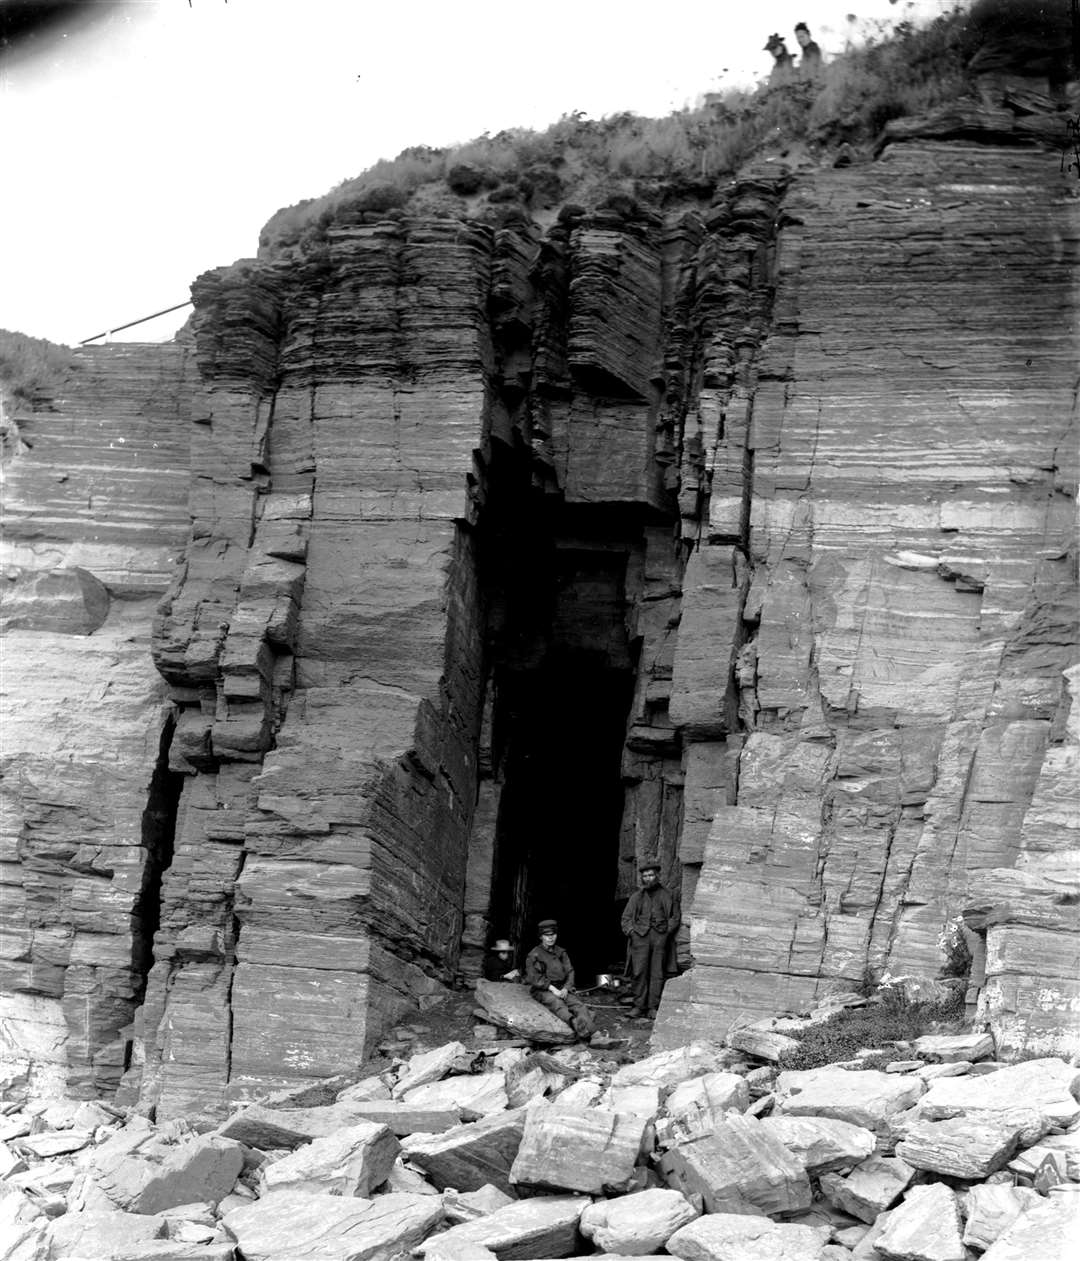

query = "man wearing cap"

[
  {"left": 794, "top": 22, "right": 823, "bottom": 76},
  {"left": 482, "top": 938, "right": 521, "bottom": 982},
  {"left": 525, "top": 920, "right": 595, "bottom": 1040},
  {"left": 621, "top": 862, "right": 680, "bottom": 1019}
]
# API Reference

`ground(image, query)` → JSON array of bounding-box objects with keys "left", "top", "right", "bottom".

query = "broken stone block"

[
  {"left": 45, "top": 1209, "right": 168, "bottom": 1258},
  {"left": 758, "top": 1115, "right": 876, "bottom": 1175},
  {"left": 916, "top": 1062, "right": 972, "bottom": 1081},
  {"left": 911, "top": 1032, "right": 994, "bottom": 1063},
  {"left": 961, "top": 1183, "right": 1042, "bottom": 1251},
  {"left": 666, "top": 1212, "right": 830, "bottom": 1261},
  {"left": 819, "top": 1154, "right": 916, "bottom": 1223},
  {"left": 380, "top": 1160, "right": 440, "bottom": 1196},
  {"left": 658, "top": 1114, "right": 811, "bottom": 1217},
  {"left": 505, "top": 1065, "right": 562, "bottom": 1110},
  {"left": 662, "top": 1072, "right": 750, "bottom": 1145},
  {"left": 217, "top": 1101, "right": 383, "bottom": 1149},
  {"left": 222, "top": 1190, "right": 444, "bottom": 1261},
  {"left": 441, "top": 1183, "right": 515, "bottom": 1224},
  {"left": 602, "top": 1084, "right": 661, "bottom": 1118},
  {"left": 394, "top": 1043, "right": 469, "bottom": 1097},
  {"left": 978, "top": 1195, "right": 1080, "bottom": 1261},
  {"left": 327, "top": 1101, "right": 462, "bottom": 1136},
  {"left": 916, "top": 1058, "right": 1080, "bottom": 1138},
  {"left": 579, "top": 1188, "right": 699, "bottom": 1255},
  {"left": 413, "top": 1195, "right": 590, "bottom": 1259},
  {"left": 875, "top": 1182, "right": 963, "bottom": 1261},
  {"left": 549, "top": 1078, "right": 604, "bottom": 1109},
  {"left": 727, "top": 1019, "right": 801, "bottom": 1062},
  {"left": 776, "top": 1067, "right": 925, "bottom": 1131},
  {"left": 401, "top": 1073, "right": 508, "bottom": 1119},
  {"left": 15, "top": 1130, "right": 92, "bottom": 1159},
  {"left": 260, "top": 1121, "right": 399, "bottom": 1197},
  {"left": 611, "top": 1044, "right": 720, "bottom": 1091},
  {"left": 337, "top": 1076, "right": 392, "bottom": 1104},
  {"left": 509, "top": 1105, "right": 648, "bottom": 1196},
  {"left": 473, "top": 982, "right": 575, "bottom": 1044},
  {"left": 402, "top": 1108, "right": 528, "bottom": 1196},
  {"left": 1032, "top": 1131, "right": 1080, "bottom": 1180},
  {"left": 895, "top": 1115, "right": 1021, "bottom": 1178}
]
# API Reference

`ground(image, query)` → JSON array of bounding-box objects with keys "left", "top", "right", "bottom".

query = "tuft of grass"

[
  {"left": 257, "top": 5, "right": 994, "bottom": 256},
  {"left": 0, "top": 329, "right": 74, "bottom": 411},
  {"left": 776, "top": 986, "right": 967, "bottom": 1072}
]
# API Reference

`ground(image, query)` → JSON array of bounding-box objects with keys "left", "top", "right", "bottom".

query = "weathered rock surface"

[
  {"left": 509, "top": 1105, "right": 647, "bottom": 1195},
  {"left": 656, "top": 1072, "right": 749, "bottom": 1144},
  {"left": 472, "top": 984, "right": 576, "bottom": 1045},
  {"left": 819, "top": 1155, "right": 916, "bottom": 1224},
  {"left": 895, "top": 1115, "right": 1021, "bottom": 1179},
  {"left": 665, "top": 1213, "right": 830, "bottom": 1261},
  {"left": 402, "top": 1108, "right": 528, "bottom": 1195},
  {"left": 961, "top": 1183, "right": 1041, "bottom": 1252},
  {"left": 874, "top": 1182, "right": 964, "bottom": 1261},
  {"left": 776, "top": 1068, "right": 925, "bottom": 1132},
  {"left": 413, "top": 1195, "right": 589, "bottom": 1259},
  {"left": 758, "top": 1115, "right": 876, "bottom": 1175},
  {"left": 579, "top": 1189, "right": 698, "bottom": 1255},
  {"left": 979, "top": 1194, "right": 1080, "bottom": 1261},
  {"left": 259, "top": 1120, "right": 399, "bottom": 1196}
]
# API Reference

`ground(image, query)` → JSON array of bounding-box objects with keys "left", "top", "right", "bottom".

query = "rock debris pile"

[{"left": 3, "top": 1024, "right": 1078, "bottom": 1261}]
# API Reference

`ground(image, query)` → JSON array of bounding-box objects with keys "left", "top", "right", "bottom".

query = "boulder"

[
  {"left": 45, "top": 1210, "right": 167, "bottom": 1257},
  {"left": 509, "top": 1105, "right": 648, "bottom": 1196},
  {"left": 727, "top": 1019, "right": 802, "bottom": 1062},
  {"left": 895, "top": 1115, "right": 1021, "bottom": 1178},
  {"left": 222, "top": 1190, "right": 443, "bottom": 1261},
  {"left": 758, "top": 1115, "right": 876, "bottom": 1174},
  {"left": 81, "top": 1133, "right": 245, "bottom": 1216},
  {"left": 217, "top": 1102, "right": 385, "bottom": 1149},
  {"left": 611, "top": 1045, "right": 720, "bottom": 1091},
  {"left": 776, "top": 1067, "right": 925, "bottom": 1131},
  {"left": 916, "top": 1059, "right": 1080, "bottom": 1136},
  {"left": 403, "top": 1108, "right": 528, "bottom": 1196},
  {"left": 442, "top": 1184, "right": 515, "bottom": 1224},
  {"left": 658, "top": 1072, "right": 749, "bottom": 1145},
  {"left": 413, "top": 1195, "right": 590, "bottom": 1259},
  {"left": 961, "top": 1183, "right": 1042, "bottom": 1251},
  {"left": 819, "top": 1155, "right": 916, "bottom": 1223},
  {"left": 473, "top": 982, "right": 575, "bottom": 1044},
  {"left": 394, "top": 1044, "right": 469, "bottom": 1097},
  {"left": 326, "top": 1101, "right": 462, "bottom": 1136},
  {"left": 401, "top": 1074, "right": 508, "bottom": 1119},
  {"left": 874, "top": 1183, "right": 964, "bottom": 1261},
  {"left": 260, "top": 1121, "right": 399, "bottom": 1196},
  {"left": 579, "top": 1189, "right": 699, "bottom": 1255},
  {"left": 658, "top": 1114, "right": 811, "bottom": 1217},
  {"left": 911, "top": 1033, "right": 994, "bottom": 1063},
  {"left": 980, "top": 1194, "right": 1080, "bottom": 1261},
  {"left": 666, "top": 1213, "right": 830, "bottom": 1261},
  {"left": 602, "top": 1085, "right": 661, "bottom": 1118}
]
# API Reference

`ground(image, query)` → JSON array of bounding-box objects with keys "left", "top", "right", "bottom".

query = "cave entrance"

[{"left": 490, "top": 656, "right": 633, "bottom": 982}]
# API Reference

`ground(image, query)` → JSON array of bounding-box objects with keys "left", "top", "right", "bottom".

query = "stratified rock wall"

[
  {"left": 659, "top": 142, "right": 1079, "bottom": 1054},
  {"left": 0, "top": 345, "right": 193, "bottom": 1098}
]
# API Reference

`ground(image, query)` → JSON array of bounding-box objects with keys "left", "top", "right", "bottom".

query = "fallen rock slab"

[
  {"left": 133, "top": 1136, "right": 246, "bottom": 1215},
  {"left": 666, "top": 1213, "right": 830, "bottom": 1261},
  {"left": 961, "top": 1183, "right": 1042, "bottom": 1252},
  {"left": 911, "top": 1032, "right": 994, "bottom": 1063},
  {"left": 510, "top": 1105, "right": 647, "bottom": 1196},
  {"left": 580, "top": 1188, "right": 699, "bottom": 1255},
  {"left": 413, "top": 1194, "right": 590, "bottom": 1259},
  {"left": 895, "top": 1115, "right": 1021, "bottom": 1179},
  {"left": 328, "top": 1101, "right": 462, "bottom": 1136},
  {"left": 217, "top": 1102, "right": 385, "bottom": 1149},
  {"left": 875, "top": 1182, "right": 964, "bottom": 1261},
  {"left": 394, "top": 1044, "right": 469, "bottom": 1097},
  {"left": 473, "top": 982, "right": 575, "bottom": 1044},
  {"left": 261, "top": 1121, "right": 399, "bottom": 1197},
  {"left": 45, "top": 1209, "right": 168, "bottom": 1257},
  {"left": 658, "top": 1114, "right": 811, "bottom": 1217},
  {"left": 727, "top": 1019, "right": 802, "bottom": 1063},
  {"left": 402, "top": 1074, "right": 508, "bottom": 1119},
  {"left": 758, "top": 1115, "right": 876, "bottom": 1175},
  {"left": 223, "top": 1190, "right": 443, "bottom": 1261},
  {"left": 611, "top": 1045, "right": 720, "bottom": 1092},
  {"left": 979, "top": 1194, "right": 1080, "bottom": 1261},
  {"left": 442, "top": 1184, "right": 515, "bottom": 1224},
  {"left": 658, "top": 1072, "right": 749, "bottom": 1145},
  {"left": 776, "top": 1067, "right": 925, "bottom": 1131},
  {"left": 16, "top": 1130, "right": 93, "bottom": 1159},
  {"left": 819, "top": 1155, "right": 915, "bottom": 1224},
  {"left": 403, "top": 1108, "right": 528, "bottom": 1196},
  {"left": 916, "top": 1058, "right": 1080, "bottom": 1135}
]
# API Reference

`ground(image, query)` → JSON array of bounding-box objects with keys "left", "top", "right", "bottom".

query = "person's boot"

[{"left": 628, "top": 1006, "right": 644, "bottom": 1018}]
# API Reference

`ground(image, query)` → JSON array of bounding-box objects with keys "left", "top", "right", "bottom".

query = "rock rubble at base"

[{"left": 1, "top": 1028, "right": 1078, "bottom": 1261}]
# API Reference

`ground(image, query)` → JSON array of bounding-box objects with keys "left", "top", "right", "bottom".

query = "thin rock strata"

[{"left": 0, "top": 103, "right": 1077, "bottom": 1107}]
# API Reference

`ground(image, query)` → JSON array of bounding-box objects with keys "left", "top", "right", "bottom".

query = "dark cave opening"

[{"left": 133, "top": 716, "right": 184, "bottom": 1001}]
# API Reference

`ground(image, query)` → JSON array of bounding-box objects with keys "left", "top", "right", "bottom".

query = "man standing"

[
  {"left": 794, "top": 22, "right": 824, "bottom": 76},
  {"left": 525, "top": 920, "right": 596, "bottom": 1041},
  {"left": 621, "top": 862, "right": 680, "bottom": 1019},
  {"left": 763, "top": 33, "right": 796, "bottom": 85}
]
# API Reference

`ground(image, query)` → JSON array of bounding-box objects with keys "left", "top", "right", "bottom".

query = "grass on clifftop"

[
  {"left": 261, "top": 4, "right": 981, "bottom": 255},
  {"left": 0, "top": 330, "right": 74, "bottom": 410}
]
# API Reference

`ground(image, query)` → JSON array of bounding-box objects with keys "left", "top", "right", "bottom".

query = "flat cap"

[{"left": 537, "top": 919, "right": 559, "bottom": 933}]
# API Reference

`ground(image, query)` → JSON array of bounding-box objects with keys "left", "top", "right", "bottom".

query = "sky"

[{"left": 0, "top": 0, "right": 955, "bottom": 347}]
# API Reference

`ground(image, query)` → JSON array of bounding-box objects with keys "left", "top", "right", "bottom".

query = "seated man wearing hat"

[
  {"left": 621, "top": 861, "right": 681, "bottom": 1019},
  {"left": 525, "top": 920, "right": 595, "bottom": 1041},
  {"left": 482, "top": 938, "right": 521, "bottom": 982}
]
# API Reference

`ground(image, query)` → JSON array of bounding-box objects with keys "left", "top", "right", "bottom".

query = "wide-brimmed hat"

[
  {"left": 538, "top": 919, "right": 558, "bottom": 934},
  {"left": 764, "top": 33, "right": 786, "bottom": 51},
  {"left": 492, "top": 939, "right": 512, "bottom": 952}
]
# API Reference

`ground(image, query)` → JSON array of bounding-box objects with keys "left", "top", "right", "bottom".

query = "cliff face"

[{"left": 1, "top": 121, "right": 1077, "bottom": 1111}]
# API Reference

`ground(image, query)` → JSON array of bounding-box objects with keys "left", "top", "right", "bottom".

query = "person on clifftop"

[
  {"left": 794, "top": 22, "right": 824, "bottom": 76},
  {"left": 764, "top": 33, "right": 796, "bottom": 84},
  {"left": 621, "top": 861, "right": 681, "bottom": 1020},
  {"left": 482, "top": 937, "right": 521, "bottom": 982},
  {"left": 525, "top": 919, "right": 596, "bottom": 1041}
]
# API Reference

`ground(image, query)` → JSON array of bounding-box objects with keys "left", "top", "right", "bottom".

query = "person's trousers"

[
  {"left": 629, "top": 929, "right": 668, "bottom": 1013},
  {"left": 535, "top": 990, "right": 595, "bottom": 1038}
]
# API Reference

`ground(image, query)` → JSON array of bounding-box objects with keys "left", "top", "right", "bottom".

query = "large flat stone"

[
  {"left": 666, "top": 1213, "right": 830, "bottom": 1261},
  {"left": 610, "top": 1045, "right": 722, "bottom": 1092},
  {"left": 326, "top": 1101, "right": 462, "bottom": 1136},
  {"left": 915, "top": 1058, "right": 1080, "bottom": 1136},
  {"left": 580, "top": 1189, "right": 698, "bottom": 1255},
  {"left": 758, "top": 1115, "right": 876, "bottom": 1175},
  {"left": 819, "top": 1154, "right": 916, "bottom": 1224},
  {"left": 509, "top": 1105, "right": 648, "bottom": 1196},
  {"left": 413, "top": 1195, "right": 590, "bottom": 1259},
  {"left": 658, "top": 1114, "right": 811, "bottom": 1217},
  {"left": 895, "top": 1115, "right": 1021, "bottom": 1178},
  {"left": 393, "top": 1044, "right": 469, "bottom": 1097},
  {"left": 961, "top": 1184, "right": 1042, "bottom": 1252},
  {"left": 875, "top": 1182, "right": 964, "bottom": 1261},
  {"left": 776, "top": 1067, "right": 925, "bottom": 1131},
  {"left": 260, "top": 1121, "right": 399, "bottom": 1196},
  {"left": 473, "top": 983, "right": 575, "bottom": 1044},
  {"left": 222, "top": 1190, "right": 444, "bottom": 1261},
  {"left": 401, "top": 1074, "right": 508, "bottom": 1119}
]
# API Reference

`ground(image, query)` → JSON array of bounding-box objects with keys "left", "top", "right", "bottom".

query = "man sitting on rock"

[
  {"left": 482, "top": 938, "right": 521, "bottom": 982},
  {"left": 621, "top": 861, "right": 680, "bottom": 1019},
  {"left": 525, "top": 919, "right": 595, "bottom": 1041}
]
